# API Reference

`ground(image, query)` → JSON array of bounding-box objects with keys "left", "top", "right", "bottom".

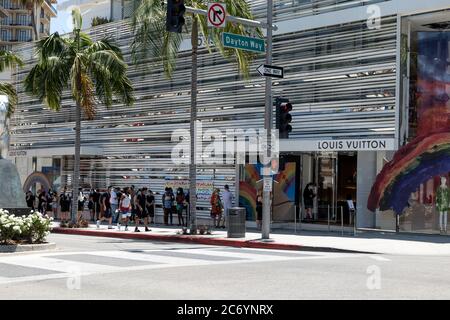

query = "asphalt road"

[{"left": 0, "top": 234, "right": 450, "bottom": 300}]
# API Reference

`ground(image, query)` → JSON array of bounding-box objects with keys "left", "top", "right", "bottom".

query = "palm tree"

[
  {"left": 24, "top": 9, "right": 134, "bottom": 221},
  {"left": 0, "top": 50, "right": 24, "bottom": 117},
  {"left": 131, "top": 0, "right": 260, "bottom": 232}
]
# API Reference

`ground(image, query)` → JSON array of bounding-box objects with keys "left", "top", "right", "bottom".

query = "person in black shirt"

[
  {"left": 146, "top": 189, "right": 155, "bottom": 225},
  {"left": 92, "top": 189, "right": 101, "bottom": 221},
  {"left": 99, "top": 189, "right": 113, "bottom": 229},
  {"left": 59, "top": 187, "right": 71, "bottom": 222},
  {"left": 303, "top": 183, "right": 316, "bottom": 220},
  {"left": 25, "top": 191, "right": 36, "bottom": 210},
  {"left": 134, "top": 187, "right": 150, "bottom": 232},
  {"left": 37, "top": 189, "right": 47, "bottom": 214}
]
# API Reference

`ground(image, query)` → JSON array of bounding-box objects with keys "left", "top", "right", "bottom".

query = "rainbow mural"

[
  {"left": 239, "top": 164, "right": 262, "bottom": 221},
  {"left": 368, "top": 32, "right": 450, "bottom": 214},
  {"left": 239, "top": 163, "right": 297, "bottom": 220}
]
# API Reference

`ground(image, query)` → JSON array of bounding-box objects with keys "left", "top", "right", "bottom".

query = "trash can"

[{"left": 227, "top": 207, "right": 246, "bottom": 238}]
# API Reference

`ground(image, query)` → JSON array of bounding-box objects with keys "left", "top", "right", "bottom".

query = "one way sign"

[{"left": 257, "top": 64, "right": 284, "bottom": 79}]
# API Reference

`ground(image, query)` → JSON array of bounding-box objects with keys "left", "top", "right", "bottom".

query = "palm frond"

[
  {"left": 24, "top": 54, "right": 71, "bottom": 111},
  {"left": 131, "top": 0, "right": 183, "bottom": 78},
  {"left": 0, "top": 51, "right": 24, "bottom": 73},
  {"left": 196, "top": 0, "right": 260, "bottom": 79},
  {"left": 0, "top": 82, "right": 17, "bottom": 118},
  {"left": 86, "top": 47, "right": 134, "bottom": 107},
  {"left": 36, "top": 32, "right": 72, "bottom": 61}
]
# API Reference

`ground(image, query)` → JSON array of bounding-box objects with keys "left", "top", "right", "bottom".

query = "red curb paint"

[{"left": 51, "top": 227, "right": 305, "bottom": 251}]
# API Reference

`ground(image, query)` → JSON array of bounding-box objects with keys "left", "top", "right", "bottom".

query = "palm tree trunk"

[
  {"left": 71, "top": 99, "right": 81, "bottom": 222},
  {"left": 71, "top": 31, "right": 82, "bottom": 223},
  {"left": 189, "top": 15, "right": 198, "bottom": 233}
]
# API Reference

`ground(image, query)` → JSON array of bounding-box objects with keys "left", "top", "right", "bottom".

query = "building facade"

[
  {"left": 0, "top": 0, "right": 57, "bottom": 51},
  {"left": 8, "top": 0, "right": 450, "bottom": 234}
]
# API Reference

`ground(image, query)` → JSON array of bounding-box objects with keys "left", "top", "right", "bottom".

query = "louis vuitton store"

[{"left": 8, "top": 1, "right": 450, "bottom": 234}]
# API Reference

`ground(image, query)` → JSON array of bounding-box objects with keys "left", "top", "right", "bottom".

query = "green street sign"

[{"left": 222, "top": 32, "right": 265, "bottom": 53}]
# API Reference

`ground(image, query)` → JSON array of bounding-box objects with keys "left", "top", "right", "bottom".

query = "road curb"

[
  {"left": 51, "top": 227, "right": 369, "bottom": 254},
  {"left": 0, "top": 242, "right": 56, "bottom": 253}
]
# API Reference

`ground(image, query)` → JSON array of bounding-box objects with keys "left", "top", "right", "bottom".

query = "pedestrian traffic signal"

[
  {"left": 166, "top": 0, "right": 186, "bottom": 33},
  {"left": 275, "top": 97, "right": 293, "bottom": 139}
]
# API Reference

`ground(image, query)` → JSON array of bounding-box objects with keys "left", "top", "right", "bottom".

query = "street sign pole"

[{"left": 262, "top": 0, "right": 273, "bottom": 240}]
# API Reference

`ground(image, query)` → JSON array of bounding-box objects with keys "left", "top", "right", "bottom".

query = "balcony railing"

[
  {"left": 44, "top": 0, "right": 57, "bottom": 15},
  {"left": 0, "top": 37, "right": 32, "bottom": 42}
]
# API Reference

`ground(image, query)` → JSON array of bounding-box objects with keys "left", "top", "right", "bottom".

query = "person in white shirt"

[
  {"left": 221, "top": 185, "right": 233, "bottom": 228},
  {"left": 119, "top": 188, "right": 132, "bottom": 231},
  {"left": 110, "top": 186, "right": 118, "bottom": 224},
  {"left": 77, "top": 188, "right": 86, "bottom": 221}
]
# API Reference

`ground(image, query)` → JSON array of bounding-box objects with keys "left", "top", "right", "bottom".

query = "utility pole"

[
  {"left": 262, "top": 0, "right": 273, "bottom": 240},
  {"left": 182, "top": 4, "right": 277, "bottom": 236}
]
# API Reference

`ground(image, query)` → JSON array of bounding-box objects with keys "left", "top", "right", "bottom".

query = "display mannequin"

[{"left": 436, "top": 176, "right": 449, "bottom": 234}]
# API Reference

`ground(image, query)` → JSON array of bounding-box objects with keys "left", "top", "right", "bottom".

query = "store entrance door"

[
  {"left": 302, "top": 152, "right": 357, "bottom": 227},
  {"left": 314, "top": 153, "right": 338, "bottom": 222}
]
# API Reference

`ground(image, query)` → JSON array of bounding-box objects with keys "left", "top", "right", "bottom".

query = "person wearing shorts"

[
  {"left": 135, "top": 187, "right": 150, "bottom": 232},
  {"left": 100, "top": 189, "right": 113, "bottom": 229},
  {"left": 146, "top": 189, "right": 155, "bottom": 225},
  {"left": 119, "top": 188, "right": 132, "bottom": 231}
]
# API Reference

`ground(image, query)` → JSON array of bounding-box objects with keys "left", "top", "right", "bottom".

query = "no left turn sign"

[{"left": 208, "top": 3, "right": 226, "bottom": 28}]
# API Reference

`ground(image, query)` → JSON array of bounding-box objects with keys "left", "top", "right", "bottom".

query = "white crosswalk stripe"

[{"left": 0, "top": 247, "right": 366, "bottom": 285}]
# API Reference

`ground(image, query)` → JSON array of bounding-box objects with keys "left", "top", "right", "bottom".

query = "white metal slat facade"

[{"left": 9, "top": 1, "right": 397, "bottom": 218}]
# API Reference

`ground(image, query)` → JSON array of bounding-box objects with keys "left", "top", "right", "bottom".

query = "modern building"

[
  {"left": 56, "top": 0, "right": 135, "bottom": 31},
  {"left": 8, "top": 0, "right": 450, "bottom": 235},
  {"left": 0, "top": 0, "right": 57, "bottom": 51}
]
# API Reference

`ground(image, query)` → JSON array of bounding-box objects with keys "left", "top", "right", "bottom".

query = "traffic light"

[
  {"left": 166, "top": 0, "right": 186, "bottom": 33},
  {"left": 275, "top": 97, "right": 293, "bottom": 139}
]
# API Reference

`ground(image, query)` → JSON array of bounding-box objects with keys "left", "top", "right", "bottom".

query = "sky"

[{"left": 50, "top": 0, "right": 73, "bottom": 34}]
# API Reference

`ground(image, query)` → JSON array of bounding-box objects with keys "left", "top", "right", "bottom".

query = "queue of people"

[{"left": 24, "top": 184, "right": 234, "bottom": 231}]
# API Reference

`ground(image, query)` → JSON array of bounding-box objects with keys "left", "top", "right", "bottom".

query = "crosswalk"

[{"left": 0, "top": 247, "right": 363, "bottom": 285}]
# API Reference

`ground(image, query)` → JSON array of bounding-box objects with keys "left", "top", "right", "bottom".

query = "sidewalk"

[{"left": 51, "top": 222, "right": 450, "bottom": 256}]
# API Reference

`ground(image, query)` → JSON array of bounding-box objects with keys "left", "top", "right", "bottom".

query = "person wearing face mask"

[{"left": 303, "top": 183, "right": 316, "bottom": 220}]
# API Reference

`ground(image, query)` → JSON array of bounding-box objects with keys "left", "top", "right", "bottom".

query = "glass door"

[{"left": 314, "top": 153, "right": 338, "bottom": 223}]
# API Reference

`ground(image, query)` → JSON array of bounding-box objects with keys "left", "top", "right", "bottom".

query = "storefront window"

[{"left": 400, "top": 175, "right": 449, "bottom": 234}]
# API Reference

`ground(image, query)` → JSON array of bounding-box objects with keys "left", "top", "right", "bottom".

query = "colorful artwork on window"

[{"left": 368, "top": 32, "right": 450, "bottom": 214}]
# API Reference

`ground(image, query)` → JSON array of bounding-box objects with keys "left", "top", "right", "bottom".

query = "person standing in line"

[
  {"left": 210, "top": 188, "right": 223, "bottom": 228},
  {"left": 77, "top": 188, "right": 86, "bottom": 222},
  {"left": 146, "top": 189, "right": 155, "bottom": 225},
  {"left": 185, "top": 190, "right": 190, "bottom": 226},
  {"left": 256, "top": 190, "right": 263, "bottom": 230},
  {"left": 88, "top": 189, "right": 95, "bottom": 222},
  {"left": 119, "top": 187, "right": 132, "bottom": 231},
  {"left": 109, "top": 186, "right": 118, "bottom": 224},
  {"left": 52, "top": 191, "right": 59, "bottom": 220},
  {"left": 135, "top": 187, "right": 151, "bottom": 232},
  {"left": 25, "top": 191, "right": 35, "bottom": 211},
  {"left": 303, "top": 183, "right": 316, "bottom": 220},
  {"left": 99, "top": 188, "right": 113, "bottom": 229},
  {"left": 162, "top": 187, "right": 173, "bottom": 226},
  {"left": 169, "top": 188, "right": 176, "bottom": 226},
  {"left": 59, "top": 187, "right": 71, "bottom": 222},
  {"left": 129, "top": 185, "right": 136, "bottom": 222},
  {"left": 221, "top": 185, "right": 233, "bottom": 228},
  {"left": 37, "top": 189, "right": 45, "bottom": 214},
  {"left": 46, "top": 189, "right": 53, "bottom": 216},
  {"left": 175, "top": 187, "right": 185, "bottom": 226}
]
